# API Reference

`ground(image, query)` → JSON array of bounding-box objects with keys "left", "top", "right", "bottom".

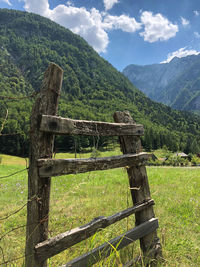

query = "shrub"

[
  {"left": 165, "top": 156, "right": 188, "bottom": 166},
  {"left": 191, "top": 155, "right": 200, "bottom": 166},
  {"left": 90, "top": 148, "right": 101, "bottom": 158}
]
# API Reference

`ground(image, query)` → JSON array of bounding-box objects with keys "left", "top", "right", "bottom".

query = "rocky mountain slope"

[{"left": 123, "top": 54, "right": 200, "bottom": 113}]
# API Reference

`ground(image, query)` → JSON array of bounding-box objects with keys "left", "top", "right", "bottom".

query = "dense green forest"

[{"left": 1, "top": 9, "right": 200, "bottom": 156}]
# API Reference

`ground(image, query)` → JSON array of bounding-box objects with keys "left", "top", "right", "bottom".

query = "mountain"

[
  {"left": 1, "top": 9, "right": 200, "bottom": 155},
  {"left": 123, "top": 55, "right": 200, "bottom": 113}
]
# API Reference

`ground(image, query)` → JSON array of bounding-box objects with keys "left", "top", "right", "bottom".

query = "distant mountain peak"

[
  {"left": 169, "top": 56, "right": 179, "bottom": 62},
  {"left": 123, "top": 54, "right": 200, "bottom": 114}
]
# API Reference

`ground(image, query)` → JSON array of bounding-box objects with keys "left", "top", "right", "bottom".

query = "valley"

[{"left": 1, "top": 9, "right": 200, "bottom": 156}]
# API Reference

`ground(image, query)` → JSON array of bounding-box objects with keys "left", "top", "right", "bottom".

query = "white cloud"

[
  {"left": 22, "top": 0, "right": 109, "bottom": 53},
  {"left": 103, "top": 0, "right": 118, "bottom": 11},
  {"left": 50, "top": 6, "right": 109, "bottom": 53},
  {"left": 194, "top": 10, "right": 200, "bottom": 16},
  {"left": 161, "top": 47, "right": 200, "bottom": 63},
  {"left": 1, "top": 0, "right": 12, "bottom": 6},
  {"left": 139, "top": 11, "right": 178, "bottom": 42},
  {"left": 66, "top": 1, "right": 73, "bottom": 6},
  {"left": 22, "top": 0, "right": 143, "bottom": 53},
  {"left": 180, "top": 16, "right": 189, "bottom": 27},
  {"left": 22, "top": 1, "right": 179, "bottom": 53},
  {"left": 23, "top": 0, "right": 50, "bottom": 17},
  {"left": 194, "top": 31, "right": 200, "bottom": 38},
  {"left": 103, "top": 14, "right": 141, "bottom": 32}
]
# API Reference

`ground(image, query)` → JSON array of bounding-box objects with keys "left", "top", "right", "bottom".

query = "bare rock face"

[{"left": 123, "top": 54, "right": 200, "bottom": 114}]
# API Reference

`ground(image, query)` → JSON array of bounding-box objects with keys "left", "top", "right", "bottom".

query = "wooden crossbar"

[
  {"left": 39, "top": 115, "right": 144, "bottom": 136},
  {"left": 25, "top": 64, "right": 162, "bottom": 267},
  {"left": 60, "top": 218, "right": 159, "bottom": 267},
  {"left": 38, "top": 152, "right": 150, "bottom": 177},
  {"left": 35, "top": 199, "right": 154, "bottom": 262}
]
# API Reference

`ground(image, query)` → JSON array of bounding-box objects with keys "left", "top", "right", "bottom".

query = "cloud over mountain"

[
  {"left": 50, "top": 6, "right": 109, "bottom": 53},
  {"left": 162, "top": 47, "right": 200, "bottom": 63},
  {"left": 21, "top": 0, "right": 180, "bottom": 53},
  {"left": 22, "top": 0, "right": 109, "bottom": 52},
  {"left": 22, "top": 0, "right": 142, "bottom": 53}
]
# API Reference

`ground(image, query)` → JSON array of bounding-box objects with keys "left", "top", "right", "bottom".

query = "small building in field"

[{"left": 175, "top": 152, "right": 188, "bottom": 159}]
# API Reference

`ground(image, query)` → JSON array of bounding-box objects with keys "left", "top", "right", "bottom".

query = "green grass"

[
  {"left": 152, "top": 148, "right": 173, "bottom": 159},
  {"left": 0, "top": 154, "right": 28, "bottom": 166},
  {"left": 0, "top": 152, "right": 200, "bottom": 266}
]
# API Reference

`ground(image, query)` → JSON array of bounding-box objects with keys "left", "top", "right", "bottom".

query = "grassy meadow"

[{"left": 0, "top": 150, "right": 200, "bottom": 266}]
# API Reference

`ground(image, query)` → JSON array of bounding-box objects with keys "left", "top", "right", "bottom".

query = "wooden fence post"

[
  {"left": 113, "top": 111, "right": 162, "bottom": 265},
  {"left": 25, "top": 63, "right": 63, "bottom": 267}
]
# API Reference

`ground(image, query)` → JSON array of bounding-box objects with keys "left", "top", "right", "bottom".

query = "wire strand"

[
  {"left": 0, "top": 167, "right": 28, "bottom": 180},
  {"left": 0, "top": 194, "right": 36, "bottom": 221},
  {"left": 0, "top": 91, "right": 39, "bottom": 100}
]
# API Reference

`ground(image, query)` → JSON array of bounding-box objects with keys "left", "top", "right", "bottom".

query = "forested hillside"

[{"left": 1, "top": 9, "right": 200, "bottom": 155}]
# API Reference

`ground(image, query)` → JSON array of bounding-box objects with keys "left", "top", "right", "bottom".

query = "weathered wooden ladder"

[{"left": 25, "top": 63, "right": 162, "bottom": 267}]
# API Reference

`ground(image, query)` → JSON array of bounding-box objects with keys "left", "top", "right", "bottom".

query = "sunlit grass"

[
  {"left": 0, "top": 154, "right": 27, "bottom": 166},
  {"left": 0, "top": 151, "right": 200, "bottom": 266}
]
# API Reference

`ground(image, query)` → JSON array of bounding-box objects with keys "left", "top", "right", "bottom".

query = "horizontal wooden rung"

[
  {"left": 39, "top": 115, "right": 144, "bottom": 136},
  {"left": 38, "top": 152, "right": 150, "bottom": 177},
  {"left": 34, "top": 199, "right": 155, "bottom": 262},
  {"left": 60, "top": 218, "right": 159, "bottom": 267}
]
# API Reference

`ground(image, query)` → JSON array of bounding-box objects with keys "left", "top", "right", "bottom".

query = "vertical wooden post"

[
  {"left": 25, "top": 63, "right": 63, "bottom": 267},
  {"left": 113, "top": 111, "right": 162, "bottom": 266}
]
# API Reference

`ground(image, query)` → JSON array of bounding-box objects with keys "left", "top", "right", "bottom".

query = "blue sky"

[{"left": 1, "top": 0, "right": 200, "bottom": 71}]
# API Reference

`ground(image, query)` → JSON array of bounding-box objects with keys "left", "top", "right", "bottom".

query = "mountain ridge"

[
  {"left": 1, "top": 8, "right": 200, "bottom": 155},
  {"left": 123, "top": 54, "right": 200, "bottom": 113}
]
